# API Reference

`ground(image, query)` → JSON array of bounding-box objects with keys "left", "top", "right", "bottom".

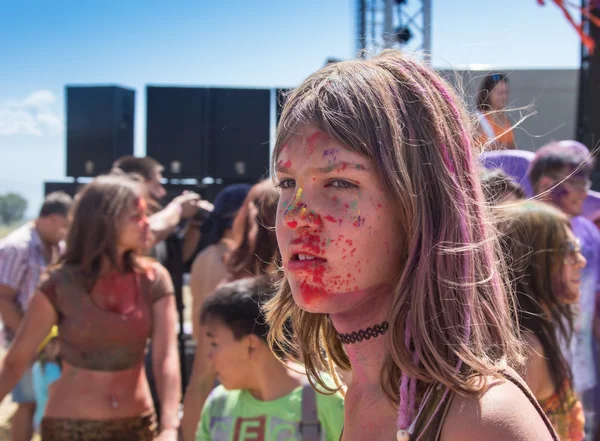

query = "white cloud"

[{"left": 0, "top": 90, "right": 63, "bottom": 136}]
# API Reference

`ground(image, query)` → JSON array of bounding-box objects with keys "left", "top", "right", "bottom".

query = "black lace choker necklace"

[{"left": 338, "top": 321, "right": 389, "bottom": 345}]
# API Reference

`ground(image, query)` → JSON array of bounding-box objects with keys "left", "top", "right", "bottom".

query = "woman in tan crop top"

[{"left": 0, "top": 175, "right": 181, "bottom": 441}]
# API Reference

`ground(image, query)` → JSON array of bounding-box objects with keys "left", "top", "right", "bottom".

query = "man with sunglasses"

[{"left": 529, "top": 140, "right": 600, "bottom": 441}]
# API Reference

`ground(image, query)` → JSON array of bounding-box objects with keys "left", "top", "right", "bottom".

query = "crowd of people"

[{"left": 0, "top": 51, "right": 598, "bottom": 441}]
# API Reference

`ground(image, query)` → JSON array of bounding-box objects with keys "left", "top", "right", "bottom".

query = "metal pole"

[
  {"left": 423, "top": 0, "right": 432, "bottom": 62},
  {"left": 357, "top": 0, "right": 367, "bottom": 57},
  {"left": 384, "top": 0, "right": 395, "bottom": 48}
]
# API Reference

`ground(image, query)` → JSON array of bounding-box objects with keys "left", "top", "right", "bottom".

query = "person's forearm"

[
  {"left": 149, "top": 203, "right": 182, "bottom": 243},
  {"left": 0, "top": 355, "right": 30, "bottom": 404},
  {"left": 154, "top": 347, "right": 181, "bottom": 431},
  {"left": 0, "top": 300, "right": 23, "bottom": 334}
]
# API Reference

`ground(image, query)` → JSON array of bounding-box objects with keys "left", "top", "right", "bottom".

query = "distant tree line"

[{"left": 0, "top": 193, "right": 27, "bottom": 225}]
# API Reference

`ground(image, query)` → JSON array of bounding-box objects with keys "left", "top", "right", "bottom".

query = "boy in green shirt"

[{"left": 196, "top": 277, "right": 344, "bottom": 441}]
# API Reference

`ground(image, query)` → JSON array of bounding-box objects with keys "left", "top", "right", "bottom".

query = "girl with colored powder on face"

[
  {"left": 0, "top": 175, "right": 181, "bottom": 441},
  {"left": 497, "top": 201, "right": 586, "bottom": 441},
  {"left": 265, "top": 50, "right": 559, "bottom": 441}
]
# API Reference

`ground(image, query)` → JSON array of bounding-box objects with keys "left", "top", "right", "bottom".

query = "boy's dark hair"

[
  {"left": 480, "top": 168, "right": 525, "bottom": 204},
  {"left": 112, "top": 156, "right": 163, "bottom": 181},
  {"left": 200, "top": 277, "right": 276, "bottom": 342},
  {"left": 528, "top": 140, "right": 595, "bottom": 190},
  {"left": 39, "top": 191, "right": 73, "bottom": 218}
]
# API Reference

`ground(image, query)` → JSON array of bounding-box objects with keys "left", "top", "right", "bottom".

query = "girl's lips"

[{"left": 286, "top": 257, "right": 327, "bottom": 272}]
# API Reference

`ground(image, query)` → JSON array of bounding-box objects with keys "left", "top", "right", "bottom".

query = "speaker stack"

[
  {"left": 146, "top": 85, "right": 271, "bottom": 185},
  {"left": 45, "top": 85, "right": 135, "bottom": 196}
]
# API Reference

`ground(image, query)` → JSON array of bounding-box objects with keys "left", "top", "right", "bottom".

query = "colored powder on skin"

[
  {"left": 321, "top": 161, "right": 365, "bottom": 174},
  {"left": 298, "top": 263, "right": 327, "bottom": 303},
  {"left": 311, "top": 211, "right": 323, "bottom": 227},
  {"left": 299, "top": 208, "right": 322, "bottom": 227},
  {"left": 352, "top": 215, "right": 365, "bottom": 227},
  {"left": 300, "top": 234, "right": 323, "bottom": 255},
  {"left": 284, "top": 188, "right": 304, "bottom": 216},
  {"left": 93, "top": 274, "right": 138, "bottom": 315},
  {"left": 299, "top": 281, "right": 327, "bottom": 303},
  {"left": 283, "top": 160, "right": 292, "bottom": 168},
  {"left": 323, "top": 148, "right": 339, "bottom": 157},
  {"left": 324, "top": 215, "right": 337, "bottom": 223},
  {"left": 287, "top": 221, "right": 298, "bottom": 229},
  {"left": 306, "top": 131, "right": 328, "bottom": 156}
]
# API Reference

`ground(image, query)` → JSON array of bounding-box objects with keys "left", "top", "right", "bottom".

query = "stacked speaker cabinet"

[
  {"left": 146, "top": 86, "right": 271, "bottom": 183},
  {"left": 44, "top": 182, "right": 81, "bottom": 197},
  {"left": 146, "top": 86, "right": 209, "bottom": 179},
  {"left": 276, "top": 88, "right": 293, "bottom": 125},
  {"left": 66, "top": 86, "right": 135, "bottom": 178},
  {"left": 208, "top": 88, "right": 270, "bottom": 182}
]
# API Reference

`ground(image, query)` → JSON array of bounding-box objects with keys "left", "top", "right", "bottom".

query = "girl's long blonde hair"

[{"left": 265, "top": 50, "right": 523, "bottom": 406}]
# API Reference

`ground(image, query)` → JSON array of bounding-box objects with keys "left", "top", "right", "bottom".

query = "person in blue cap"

[{"left": 188, "top": 183, "right": 252, "bottom": 344}]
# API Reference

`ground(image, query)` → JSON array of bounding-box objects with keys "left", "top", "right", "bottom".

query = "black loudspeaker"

[
  {"left": 146, "top": 87, "right": 270, "bottom": 182},
  {"left": 276, "top": 88, "right": 292, "bottom": 126},
  {"left": 146, "top": 86, "right": 209, "bottom": 179},
  {"left": 66, "top": 86, "right": 135, "bottom": 178},
  {"left": 208, "top": 88, "right": 271, "bottom": 182},
  {"left": 44, "top": 181, "right": 83, "bottom": 198}
]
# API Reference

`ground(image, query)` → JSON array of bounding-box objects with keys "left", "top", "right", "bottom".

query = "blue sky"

[{"left": 0, "top": 0, "right": 584, "bottom": 216}]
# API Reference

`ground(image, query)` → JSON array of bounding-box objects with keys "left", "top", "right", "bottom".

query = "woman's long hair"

[
  {"left": 61, "top": 175, "right": 145, "bottom": 289},
  {"left": 265, "top": 50, "right": 523, "bottom": 405},
  {"left": 476, "top": 72, "right": 508, "bottom": 112},
  {"left": 225, "top": 180, "right": 280, "bottom": 280},
  {"left": 497, "top": 200, "right": 575, "bottom": 404}
]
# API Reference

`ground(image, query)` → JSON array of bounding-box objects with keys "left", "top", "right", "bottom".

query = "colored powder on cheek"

[
  {"left": 324, "top": 215, "right": 337, "bottom": 223},
  {"left": 312, "top": 211, "right": 323, "bottom": 226},
  {"left": 287, "top": 221, "right": 298, "bottom": 229},
  {"left": 352, "top": 215, "right": 365, "bottom": 227}
]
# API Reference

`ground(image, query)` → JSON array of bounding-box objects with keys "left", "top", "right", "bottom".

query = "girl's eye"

[
  {"left": 276, "top": 179, "right": 296, "bottom": 189},
  {"left": 328, "top": 179, "right": 357, "bottom": 189}
]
